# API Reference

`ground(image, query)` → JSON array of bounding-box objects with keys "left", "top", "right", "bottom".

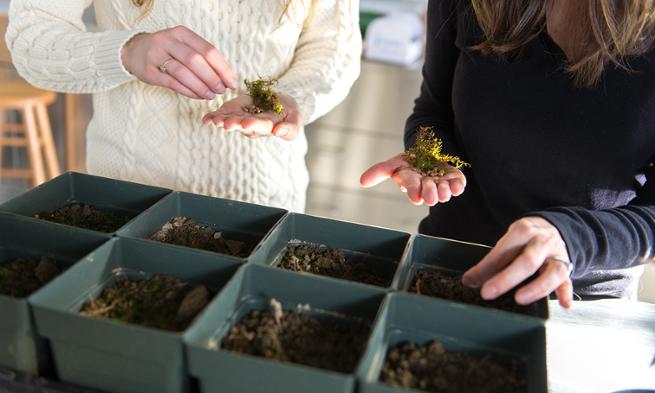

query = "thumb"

[
  {"left": 360, "top": 159, "right": 403, "bottom": 188},
  {"left": 273, "top": 110, "right": 301, "bottom": 141}
]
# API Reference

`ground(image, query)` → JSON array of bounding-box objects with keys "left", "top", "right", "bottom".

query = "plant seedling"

[
  {"left": 404, "top": 127, "right": 469, "bottom": 177},
  {"left": 242, "top": 78, "right": 284, "bottom": 115}
]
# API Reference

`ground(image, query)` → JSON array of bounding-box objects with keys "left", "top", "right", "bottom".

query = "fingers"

[
  {"left": 158, "top": 73, "right": 202, "bottom": 100},
  {"left": 272, "top": 110, "right": 301, "bottom": 141},
  {"left": 360, "top": 155, "right": 409, "bottom": 188},
  {"left": 159, "top": 57, "right": 216, "bottom": 100},
  {"left": 171, "top": 26, "right": 238, "bottom": 89},
  {"left": 555, "top": 277, "right": 573, "bottom": 308},
  {"left": 449, "top": 176, "right": 466, "bottom": 196},
  {"left": 514, "top": 258, "right": 571, "bottom": 305},
  {"left": 421, "top": 178, "right": 438, "bottom": 206},
  {"left": 437, "top": 180, "right": 452, "bottom": 203},
  {"left": 392, "top": 168, "right": 423, "bottom": 205}
]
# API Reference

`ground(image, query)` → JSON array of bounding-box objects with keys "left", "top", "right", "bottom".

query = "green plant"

[
  {"left": 242, "top": 78, "right": 284, "bottom": 115},
  {"left": 404, "top": 127, "right": 470, "bottom": 177}
]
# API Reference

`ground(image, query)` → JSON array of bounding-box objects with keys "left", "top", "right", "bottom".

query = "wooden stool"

[{"left": 0, "top": 80, "right": 60, "bottom": 186}]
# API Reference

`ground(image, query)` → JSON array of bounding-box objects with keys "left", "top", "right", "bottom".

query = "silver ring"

[
  {"left": 549, "top": 256, "right": 573, "bottom": 274},
  {"left": 158, "top": 58, "right": 174, "bottom": 74}
]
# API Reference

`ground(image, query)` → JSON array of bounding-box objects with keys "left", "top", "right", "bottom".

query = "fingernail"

[
  {"left": 276, "top": 128, "right": 288, "bottom": 138},
  {"left": 399, "top": 187, "right": 407, "bottom": 193},
  {"left": 214, "top": 82, "right": 225, "bottom": 94},
  {"left": 481, "top": 285, "right": 497, "bottom": 300},
  {"left": 461, "top": 275, "right": 478, "bottom": 288},
  {"left": 205, "top": 91, "right": 215, "bottom": 100}
]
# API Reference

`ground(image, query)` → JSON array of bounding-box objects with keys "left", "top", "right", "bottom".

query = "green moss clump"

[
  {"left": 404, "top": 127, "right": 469, "bottom": 177},
  {"left": 242, "top": 78, "right": 284, "bottom": 115}
]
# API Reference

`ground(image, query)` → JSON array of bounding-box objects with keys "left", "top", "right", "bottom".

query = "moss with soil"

[
  {"left": 0, "top": 257, "right": 60, "bottom": 298},
  {"left": 279, "top": 243, "right": 392, "bottom": 287},
  {"left": 242, "top": 78, "right": 284, "bottom": 115},
  {"left": 381, "top": 340, "right": 526, "bottom": 393},
  {"left": 79, "top": 275, "right": 212, "bottom": 332},
  {"left": 150, "top": 217, "right": 250, "bottom": 257},
  {"left": 35, "top": 203, "right": 132, "bottom": 233},
  {"left": 404, "top": 127, "right": 469, "bottom": 177},
  {"left": 410, "top": 269, "right": 537, "bottom": 315},
  {"left": 221, "top": 299, "right": 371, "bottom": 373}
]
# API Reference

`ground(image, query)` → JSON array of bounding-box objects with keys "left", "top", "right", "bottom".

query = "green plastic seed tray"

[
  {"left": 29, "top": 237, "right": 241, "bottom": 393},
  {"left": 357, "top": 292, "right": 548, "bottom": 393},
  {"left": 117, "top": 191, "right": 287, "bottom": 259},
  {"left": 0, "top": 172, "right": 171, "bottom": 234},
  {"left": 248, "top": 213, "right": 411, "bottom": 288},
  {"left": 0, "top": 213, "right": 109, "bottom": 375},
  {"left": 396, "top": 235, "right": 549, "bottom": 319},
  {"left": 184, "top": 264, "right": 387, "bottom": 393}
]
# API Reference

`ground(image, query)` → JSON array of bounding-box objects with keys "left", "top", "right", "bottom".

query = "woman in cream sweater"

[{"left": 6, "top": 0, "right": 361, "bottom": 212}]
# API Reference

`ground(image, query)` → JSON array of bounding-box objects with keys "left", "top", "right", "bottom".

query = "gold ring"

[
  {"left": 549, "top": 256, "right": 573, "bottom": 274},
  {"left": 158, "top": 58, "right": 174, "bottom": 74}
]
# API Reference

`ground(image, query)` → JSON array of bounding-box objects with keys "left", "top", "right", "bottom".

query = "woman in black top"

[{"left": 361, "top": 0, "right": 655, "bottom": 308}]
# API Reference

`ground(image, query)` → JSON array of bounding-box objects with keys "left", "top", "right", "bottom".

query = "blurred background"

[{"left": 1, "top": 0, "right": 653, "bottom": 302}]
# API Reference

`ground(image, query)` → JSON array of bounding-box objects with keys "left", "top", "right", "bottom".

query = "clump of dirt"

[
  {"left": 279, "top": 243, "right": 392, "bottom": 287},
  {"left": 410, "top": 269, "right": 537, "bottom": 315},
  {"left": 221, "top": 299, "right": 371, "bottom": 373},
  {"left": 381, "top": 340, "right": 526, "bottom": 393},
  {"left": 0, "top": 257, "right": 61, "bottom": 298},
  {"left": 35, "top": 204, "right": 132, "bottom": 233},
  {"left": 80, "top": 275, "right": 212, "bottom": 332},
  {"left": 151, "top": 217, "right": 249, "bottom": 257}
]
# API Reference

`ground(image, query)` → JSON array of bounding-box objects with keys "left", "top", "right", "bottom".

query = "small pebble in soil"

[
  {"left": 79, "top": 275, "right": 211, "bottom": 332},
  {"left": 0, "top": 257, "right": 60, "bottom": 298},
  {"left": 35, "top": 203, "right": 132, "bottom": 233},
  {"left": 221, "top": 298, "right": 371, "bottom": 373},
  {"left": 279, "top": 243, "right": 391, "bottom": 287},
  {"left": 150, "top": 217, "right": 249, "bottom": 257},
  {"left": 381, "top": 340, "right": 526, "bottom": 393},
  {"left": 410, "top": 269, "right": 537, "bottom": 315}
]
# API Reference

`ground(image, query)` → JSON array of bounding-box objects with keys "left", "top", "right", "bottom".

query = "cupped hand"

[
  {"left": 359, "top": 154, "right": 467, "bottom": 206},
  {"left": 462, "top": 216, "right": 574, "bottom": 308},
  {"left": 202, "top": 93, "right": 302, "bottom": 141},
  {"left": 121, "top": 25, "right": 238, "bottom": 100}
]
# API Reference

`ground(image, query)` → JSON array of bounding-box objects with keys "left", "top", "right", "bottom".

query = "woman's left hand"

[
  {"left": 461, "top": 216, "right": 574, "bottom": 308},
  {"left": 202, "top": 93, "right": 302, "bottom": 141}
]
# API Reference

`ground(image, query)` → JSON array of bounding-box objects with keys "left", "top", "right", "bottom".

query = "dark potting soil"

[
  {"left": 35, "top": 203, "right": 132, "bottom": 233},
  {"left": 279, "top": 243, "right": 392, "bottom": 287},
  {"left": 80, "top": 275, "right": 212, "bottom": 332},
  {"left": 151, "top": 217, "right": 250, "bottom": 257},
  {"left": 221, "top": 300, "right": 371, "bottom": 373},
  {"left": 0, "top": 257, "right": 60, "bottom": 298},
  {"left": 381, "top": 340, "right": 526, "bottom": 393},
  {"left": 410, "top": 269, "right": 538, "bottom": 315}
]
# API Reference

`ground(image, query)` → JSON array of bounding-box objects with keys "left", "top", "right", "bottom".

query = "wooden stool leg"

[
  {"left": 35, "top": 103, "right": 61, "bottom": 179},
  {"left": 22, "top": 105, "right": 46, "bottom": 186}
]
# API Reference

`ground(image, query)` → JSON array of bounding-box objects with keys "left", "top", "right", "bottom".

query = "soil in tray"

[
  {"left": 0, "top": 257, "right": 61, "bottom": 298},
  {"left": 35, "top": 203, "right": 133, "bottom": 233},
  {"left": 221, "top": 299, "right": 371, "bottom": 373},
  {"left": 278, "top": 243, "right": 394, "bottom": 287},
  {"left": 150, "top": 217, "right": 251, "bottom": 257},
  {"left": 80, "top": 274, "right": 213, "bottom": 332},
  {"left": 409, "top": 269, "right": 538, "bottom": 316},
  {"left": 380, "top": 340, "right": 526, "bottom": 393}
]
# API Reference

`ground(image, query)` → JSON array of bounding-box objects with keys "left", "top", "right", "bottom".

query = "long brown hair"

[
  {"left": 471, "top": 0, "right": 655, "bottom": 87},
  {"left": 132, "top": 0, "right": 317, "bottom": 25}
]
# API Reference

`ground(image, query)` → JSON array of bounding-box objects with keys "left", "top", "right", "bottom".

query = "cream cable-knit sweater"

[{"left": 6, "top": 0, "right": 361, "bottom": 212}]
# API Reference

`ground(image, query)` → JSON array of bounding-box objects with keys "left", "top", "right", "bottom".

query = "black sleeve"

[
  {"left": 404, "top": 0, "right": 461, "bottom": 153},
  {"left": 532, "top": 158, "right": 655, "bottom": 279}
]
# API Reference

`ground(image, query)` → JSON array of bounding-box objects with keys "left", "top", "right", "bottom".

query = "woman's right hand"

[
  {"left": 121, "top": 26, "right": 238, "bottom": 100},
  {"left": 360, "top": 154, "right": 467, "bottom": 206}
]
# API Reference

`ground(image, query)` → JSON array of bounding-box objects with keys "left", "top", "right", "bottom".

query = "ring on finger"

[
  {"left": 158, "top": 58, "right": 174, "bottom": 74},
  {"left": 548, "top": 256, "right": 573, "bottom": 275}
]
